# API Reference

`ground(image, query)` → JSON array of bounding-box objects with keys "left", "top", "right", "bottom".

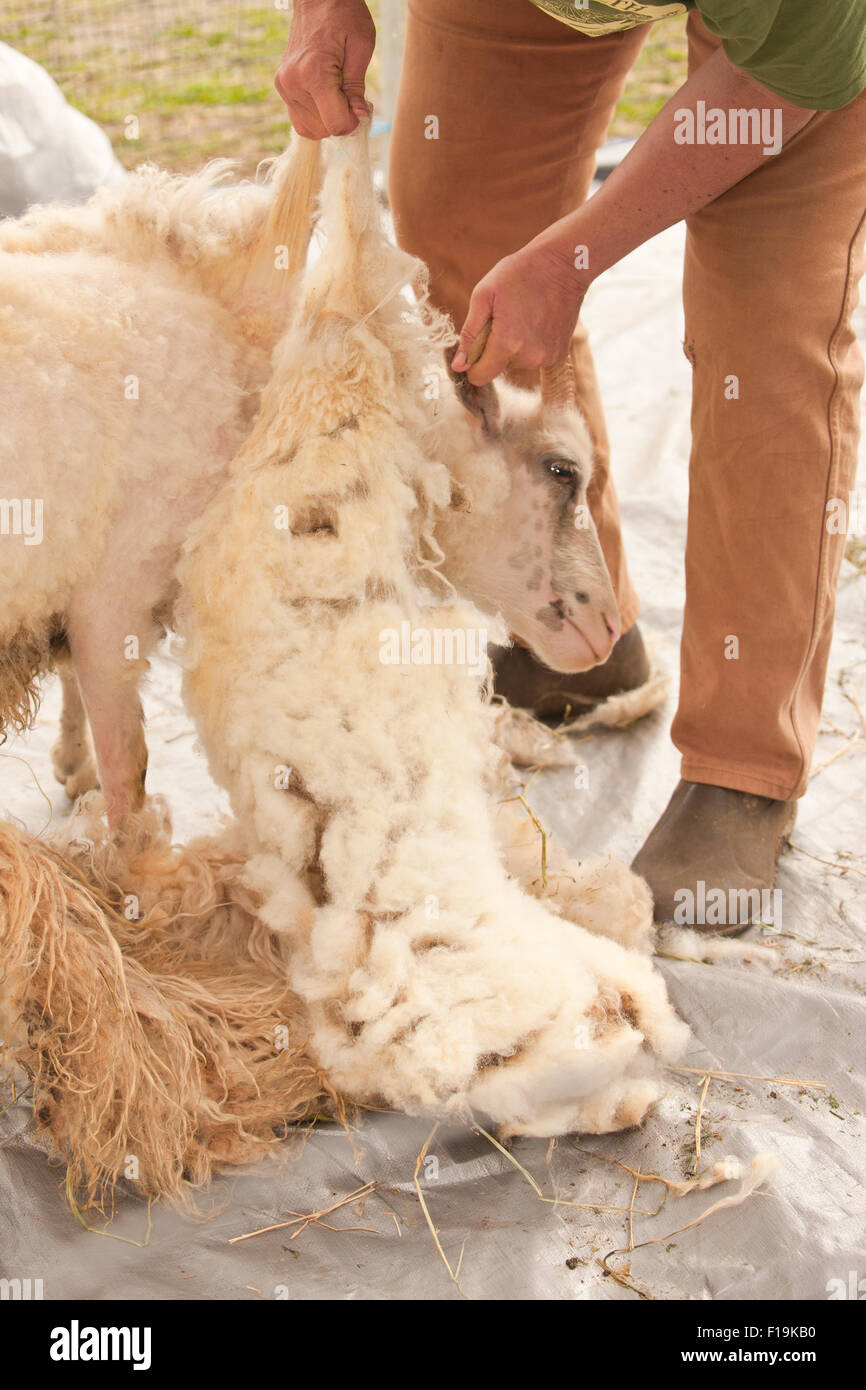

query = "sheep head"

[{"left": 437, "top": 372, "right": 621, "bottom": 673}]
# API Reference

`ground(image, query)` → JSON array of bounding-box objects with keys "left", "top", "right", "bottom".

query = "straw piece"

[
  {"left": 228, "top": 1180, "right": 375, "bottom": 1245},
  {"left": 601, "top": 1154, "right": 778, "bottom": 1269},
  {"left": 669, "top": 1064, "right": 827, "bottom": 1089},
  {"left": 694, "top": 1072, "right": 711, "bottom": 1168},
  {"left": 413, "top": 1123, "right": 471, "bottom": 1300}
]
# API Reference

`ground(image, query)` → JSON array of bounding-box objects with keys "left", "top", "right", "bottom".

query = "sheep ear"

[{"left": 444, "top": 349, "right": 501, "bottom": 439}]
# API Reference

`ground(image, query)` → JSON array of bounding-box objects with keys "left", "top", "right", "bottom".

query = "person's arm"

[
  {"left": 452, "top": 47, "right": 815, "bottom": 383},
  {"left": 275, "top": 0, "right": 375, "bottom": 138}
]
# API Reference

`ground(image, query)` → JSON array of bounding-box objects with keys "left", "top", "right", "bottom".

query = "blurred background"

[{"left": 2, "top": 0, "right": 688, "bottom": 178}]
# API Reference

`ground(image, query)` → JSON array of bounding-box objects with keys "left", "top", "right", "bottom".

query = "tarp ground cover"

[{"left": 2, "top": 223, "right": 863, "bottom": 1301}]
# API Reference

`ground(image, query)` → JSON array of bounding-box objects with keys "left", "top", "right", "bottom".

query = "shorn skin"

[
  {"left": 0, "top": 138, "right": 616, "bottom": 831},
  {"left": 177, "top": 129, "right": 686, "bottom": 1138}
]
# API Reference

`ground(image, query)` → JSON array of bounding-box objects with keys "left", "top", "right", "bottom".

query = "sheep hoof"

[{"left": 51, "top": 739, "right": 100, "bottom": 800}]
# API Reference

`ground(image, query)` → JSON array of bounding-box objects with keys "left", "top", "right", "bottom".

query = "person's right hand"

[{"left": 275, "top": 0, "right": 376, "bottom": 139}]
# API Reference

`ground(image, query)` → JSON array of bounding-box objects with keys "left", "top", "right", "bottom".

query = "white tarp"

[
  {"left": 1, "top": 222, "right": 863, "bottom": 1301},
  {"left": 0, "top": 42, "right": 124, "bottom": 217}
]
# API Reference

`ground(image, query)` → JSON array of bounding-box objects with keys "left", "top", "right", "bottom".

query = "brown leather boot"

[
  {"left": 631, "top": 779, "right": 797, "bottom": 934},
  {"left": 491, "top": 624, "right": 650, "bottom": 720}
]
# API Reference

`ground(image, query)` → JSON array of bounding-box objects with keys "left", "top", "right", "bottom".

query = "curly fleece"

[{"left": 178, "top": 128, "right": 688, "bottom": 1138}]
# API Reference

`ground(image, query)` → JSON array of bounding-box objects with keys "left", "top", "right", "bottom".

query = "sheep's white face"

[{"left": 439, "top": 379, "right": 620, "bottom": 673}]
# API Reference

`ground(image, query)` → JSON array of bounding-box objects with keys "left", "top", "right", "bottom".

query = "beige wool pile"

[{"left": 0, "top": 128, "right": 688, "bottom": 1210}]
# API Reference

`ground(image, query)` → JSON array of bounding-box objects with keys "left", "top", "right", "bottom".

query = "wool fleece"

[{"left": 177, "top": 126, "right": 688, "bottom": 1138}]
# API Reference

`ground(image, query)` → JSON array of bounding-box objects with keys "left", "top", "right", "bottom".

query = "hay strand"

[{"left": 413, "top": 1124, "right": 471, "bottom": 1299}]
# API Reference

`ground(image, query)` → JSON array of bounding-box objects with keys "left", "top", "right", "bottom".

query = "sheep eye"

[{"left": 545, "top": 456, "right": 578, "bottom": 483}]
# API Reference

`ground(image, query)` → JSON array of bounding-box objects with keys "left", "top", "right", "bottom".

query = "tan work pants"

[{"left": 389, "top": 0, "right": 866, "bottom": 799}]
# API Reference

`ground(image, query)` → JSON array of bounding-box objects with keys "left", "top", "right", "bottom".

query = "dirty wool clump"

[
  {"left": 0, "top": 801, "right": 335, "bottom": 1211},
  {"left": 178, "top": 126, "right": 688, "bottom": 1141}
]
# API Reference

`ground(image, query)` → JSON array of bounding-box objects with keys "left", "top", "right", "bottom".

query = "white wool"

[
  {"left": 559, "top": 673, "right": 671, "bottom": 734},
  {"left": 0, "top": 245, "right": 259, "bottom": 644},
  {"left": 487, "top": 701, "right": 585, "bottom": 767},
  {"left": 495, "top": 795, "right": 657, "bottom": 954},
  {"left": 488, "top": 673, "right": 670, "bottom": 768},
  {"left": 658, "top": 926, "right": 781, "bottom": 965},
  {"left": 177, "top": 127, "right": 688, "bottom": 1138},
  {"left": 1, "top": 123, "right": 689, "bottom": 1140}
]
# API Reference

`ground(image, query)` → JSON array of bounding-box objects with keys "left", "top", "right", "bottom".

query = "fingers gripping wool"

[{"left": 178, "top": 126, "right": 688, "bottom": 1139}]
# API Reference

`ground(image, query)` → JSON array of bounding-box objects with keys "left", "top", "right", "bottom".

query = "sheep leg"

[
  {"left": 65, "top": 603, "right": 151, "bottom": 831},
  {"left": 51, "top": 656, "right": 100, "bottom": 800}
]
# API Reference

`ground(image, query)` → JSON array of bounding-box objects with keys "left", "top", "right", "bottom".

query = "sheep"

[
  {"left": 0, "top": 134, "right": 618, "bottom": 834},
  {"left": 176, "top": 126, "right": 687, "bottom": 1140},
  {"left": 0, "top": 139, "right": 320, "bottom": 827},
  {"left": 0, "top": 126, "right": 684, "bottom": 1201}
]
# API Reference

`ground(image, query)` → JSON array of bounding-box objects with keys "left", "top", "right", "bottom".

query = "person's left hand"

[{"left": 451, "top": 237, "right": 587, "bottom": 384}]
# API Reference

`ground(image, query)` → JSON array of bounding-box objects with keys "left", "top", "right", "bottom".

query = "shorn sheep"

[
  {"left": 177, "top": 128, "right": 687, "bottom": 1138},
  {"left": 0, "top": 126, "right": 686, "bottom": 1206},
  {"left": 0, "top": 132, "right": 618, "bottom": 832}
]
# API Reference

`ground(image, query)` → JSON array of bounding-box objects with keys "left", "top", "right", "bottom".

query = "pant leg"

[
  {"left": 388, "top": 0, "right": 646, "bottom": 630},
  {"left": 672, "top": 14, "right": 866, "bottom": 799}
]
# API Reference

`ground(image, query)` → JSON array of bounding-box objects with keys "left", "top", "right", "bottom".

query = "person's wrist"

[{"left": 526, "top": 231, "right": 593, "bottom": 308}]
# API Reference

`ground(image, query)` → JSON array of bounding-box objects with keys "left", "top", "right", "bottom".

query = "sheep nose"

[{"left": 603, "top": 610, "right": 620, "bottom": 643}]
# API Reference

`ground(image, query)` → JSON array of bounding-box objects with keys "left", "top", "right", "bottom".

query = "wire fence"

[
  {"left": 1, "top": 2, "right": 684, "bottom": 177},
  {"left": 1, "top": 1, "right": 400, "bottom": 176}
]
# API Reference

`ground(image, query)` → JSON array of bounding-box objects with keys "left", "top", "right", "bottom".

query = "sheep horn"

[
  {"left": 465, "top": 318, "right": 492, "bottom": 368},
  {"left": 464, "top": 319, "right": 576, "bottom": 409},
  {"left": 540, "top": 355, "right": 577, "bottom": 409}
]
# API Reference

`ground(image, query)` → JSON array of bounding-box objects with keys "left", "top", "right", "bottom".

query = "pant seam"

[
  {"left": 786, "top": 204, "right": 866, "bottom": 784},
  {"left": 681, "top": 760, "right": 802, "bottom": 801}
]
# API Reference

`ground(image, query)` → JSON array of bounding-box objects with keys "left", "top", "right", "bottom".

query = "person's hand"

[
  {"left": 275, "top": 0, "right": 376, "bottom": 138},
  {"left": 451, "top": 238, "right": 588, "bottom": 385}
]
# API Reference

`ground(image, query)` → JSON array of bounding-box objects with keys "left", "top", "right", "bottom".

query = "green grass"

[
  {"left": 612, "top": 16, "right": 688, "bottom": 135},
  {"left": 4, "top": 2, "right": 688, "bottom": 175}
]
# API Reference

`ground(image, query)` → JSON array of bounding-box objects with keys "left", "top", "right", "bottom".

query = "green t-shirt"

[{"left": 531, "top": 1, "right": 866, "bottom": 109}]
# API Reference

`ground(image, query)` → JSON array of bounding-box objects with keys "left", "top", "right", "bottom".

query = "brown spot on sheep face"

[
  {"left": 526, "top": 566, "right": 544, "bottom": 592},
  {"left": 535, "top": 599, "right": 566, "bottom": 631},
  {"left": 507, "top": 542, "right": 533, "bottom": 570}
]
